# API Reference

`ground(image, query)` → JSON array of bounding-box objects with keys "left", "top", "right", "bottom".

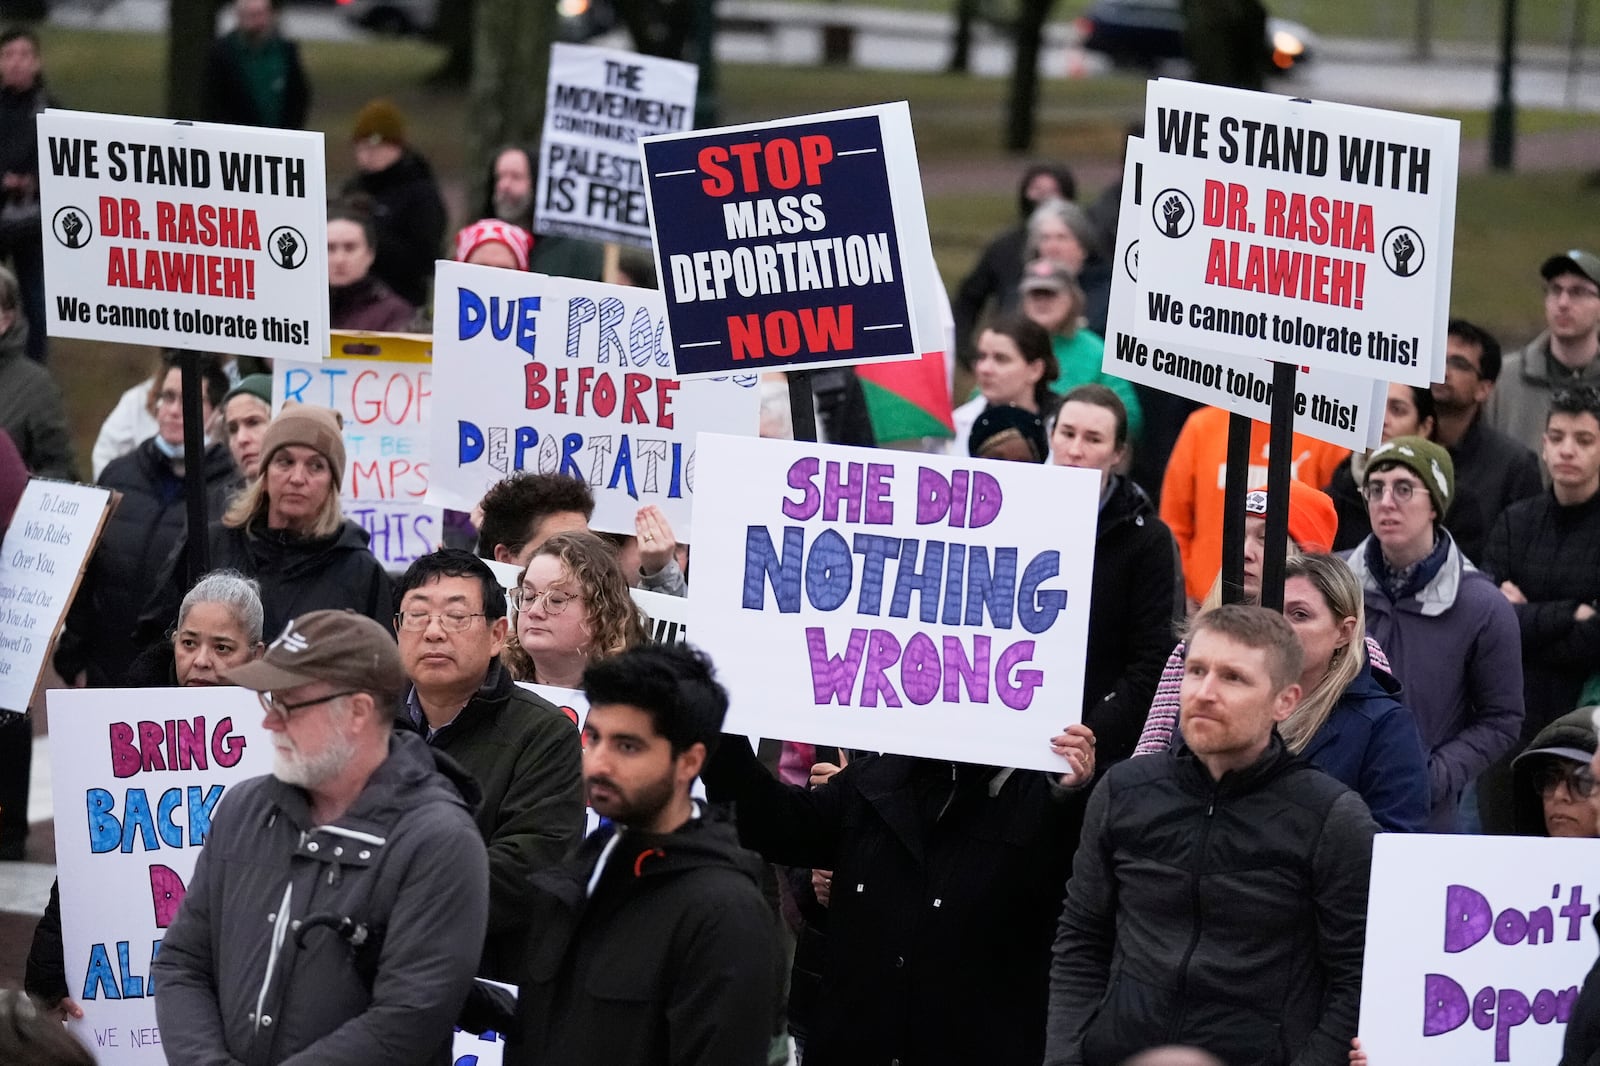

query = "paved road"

[{"left": 48, "top": 0, "right": 1600, "bottom": 114}]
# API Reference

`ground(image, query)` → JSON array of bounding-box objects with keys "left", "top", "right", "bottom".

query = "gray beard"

[{"left": 494, "top": 192, "right": 533, "bottom": 226}]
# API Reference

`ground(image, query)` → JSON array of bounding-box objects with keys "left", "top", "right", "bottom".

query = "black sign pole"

[
  {"left": 1259, "top": 361, "right": 1299, "bottom": 612},
  {"left": 1219, "top": 413, "right": 1251, "bottom": 605},
  {"left": 787, "top": 369, "right": 818, "bottom": 443},
  {"left": 179, "top": 350, "right": 210, "bottom": 585}
]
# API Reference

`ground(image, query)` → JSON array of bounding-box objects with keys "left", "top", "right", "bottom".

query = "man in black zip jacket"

[{"left": 1047, "top": 604, "right": 1378, "bottom": 1066}]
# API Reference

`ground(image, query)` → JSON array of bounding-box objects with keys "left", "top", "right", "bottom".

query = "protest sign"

[
  {"left": 1134, "top": 81, "right": 1458, "bottom": 387},
  {"left": 49, "top": 686, "right": 271, "bottom": 1062},
  {"left": 689, "top": 433, "right": 1096, "bottom": 771},
  {"left": 1359, "top": 833, "right": 1599, "bottom": 1064},
  {"left": 640, "top": 103, "right": 936, "bottom": 378},
  {"left": 276, "top": 332, "right": 438, "bottom": 570},
  {"left": 1106, "top": 139, "right": 1386, "bottom": 451},
  {"left": 427, "top": 262, "right": 760, "bottom": 539},
  {"left": 631, "top": 586, "right": 688, "bottom": 644},
  {"left": 38, "top": 110, "right": 328, "bottom": 361},
  {"left": 536, "top": 43, "right": 697, "bottom": 247},
  {"left": 0, "top": 479, "right": 112, "bottom": 714}
]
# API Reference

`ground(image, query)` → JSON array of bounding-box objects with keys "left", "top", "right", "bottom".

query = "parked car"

[
  {"left": 1075, "top": 0, "right": 1317, "bottom": 74},
  {"left": 338, "top": 0, "right": 615, "bottom": 40}
]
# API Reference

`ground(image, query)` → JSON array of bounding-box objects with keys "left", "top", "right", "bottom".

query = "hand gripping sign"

[
  {"left": 640, "top": 103, "right": 937, "bottom": 379},
  {"left": 37, "top": 110, "right": 329, "bottom": 361},
  {"left": 1134, "top": 81, "right": 1458, "bottom": 387}
]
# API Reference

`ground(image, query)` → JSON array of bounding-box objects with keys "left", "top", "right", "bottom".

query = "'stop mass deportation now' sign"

[
  {"left": 37, "top": 110, "right": 329, "bottom": 361},
  {"left": 1134, "top": 80, "right": 1458, "bottom": 388},
  {"left": 640, "top": 103, "right": 935, "bottom": 378}
]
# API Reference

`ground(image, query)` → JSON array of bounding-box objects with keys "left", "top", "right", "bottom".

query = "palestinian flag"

[{"left": 857, "top": 350, "right": 954, "bottom": 443}]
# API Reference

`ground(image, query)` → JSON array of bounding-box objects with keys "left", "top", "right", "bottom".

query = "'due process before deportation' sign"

[
  {"left": 426, "top": 261, "right": 761, "bottom": 541},
  {"left": 536, "top": 42, "right": 697, "bottom": 248},
  {"left": 37, "top": 110, "right": 329, "bottom": 361},
  {"left": 689, "top": 434, "right": 1098, "bottom": 773},
  {"left": 641, "top": 103, "right": 934, "bottom": 378},
  {"left": 275, "top": 333, "right": 440, "bottom": 571},
  {"left": 0, "top": 479, "right": 111, "bottom": 714},
  {"left": 1106, "top": 138, "right": 1386, "bottom": 451},
  {"left": 1134, "top": 80, "right": 1459, "bottom": 388},
  {"left": 1358, "top": 833, "right": 1600, "bottom": 1065},
  {"left": 50, "top": 687, "right": 271, "bottom": 1064}
]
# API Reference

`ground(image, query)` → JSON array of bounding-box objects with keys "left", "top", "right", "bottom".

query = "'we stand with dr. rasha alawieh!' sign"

[{"left": 37, "top": 110, "right": 329, "bottom": 361}]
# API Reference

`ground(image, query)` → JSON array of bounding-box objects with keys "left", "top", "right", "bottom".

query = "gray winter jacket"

[
  {"left": 152, "top": 731, "right": 489, "bottom": 1066},
  {"left": 1486, "top": 330, "right": 1600, "bottom": 455}
]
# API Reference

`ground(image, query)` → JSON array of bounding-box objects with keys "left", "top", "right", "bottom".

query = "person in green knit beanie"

[{"left": 1017, "top": 258, "right": 1142, "bottom": 443}]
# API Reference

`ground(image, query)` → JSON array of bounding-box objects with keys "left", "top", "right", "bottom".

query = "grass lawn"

[{"left": 28, "top": 23, "right": 1600, "bottom": 474}]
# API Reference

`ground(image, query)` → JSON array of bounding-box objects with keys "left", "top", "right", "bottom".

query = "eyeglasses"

[
  {"left": 258, "top": 689, "right": 358, "bottom": 719},
  {"left": 156, "top": 389, "right": 183, "bottom": 408},
  {"left": 1444, "top": 355, "right": 1483, "bottom": 377},
  {"left": 509, "top": 586, "right": 580, "bottom": 615},
  {"left": 395, "top": 610, "right": 487, "bottom": 633},
  {"left": 1546, "top": 282, "right": 1600, "bottom": 302},
  {"left": 1362, "top": 479, "right": 1422, "bottom": 504},
  {"left": 1533, "top": 761, "right": 1598, "bottom": 799}
]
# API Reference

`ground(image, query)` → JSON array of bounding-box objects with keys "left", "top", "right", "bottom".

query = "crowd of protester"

[{"left": 0, "top": 5, "right": 1597, "bottom": 1063}]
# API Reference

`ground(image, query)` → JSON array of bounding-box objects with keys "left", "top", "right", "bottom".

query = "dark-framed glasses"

[
  {"left": 258, "top": 689, "right": 358, "bottom": 719},
  {"left": 1533, "top": 761, "right": 1598, "bottom": 799},
  {"left": 1362, "top": 479, "right": 1420, "bottom": 504}
]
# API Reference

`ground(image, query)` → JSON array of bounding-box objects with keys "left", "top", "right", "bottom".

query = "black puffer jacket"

[
  {"left": 1083, "top": 476, "right": 1178, "bottom": 767},
  {"left": 342, "top": 150, "right": 447, "bottom": 307},
  {"left": 54, "top": 439, "right": 235, "bottom": 686},
  {"left": 1046, "top": 737, "right": 1378, "bottom": 1066},
  {"left": 139, "top": 517, "right": 395, "bottom": 647},
  {"left": 703, "top": 738, "right": 1086, "bottom": 1066},
  {"left": 506, "top": 808, "right": 780, "bottom": 1066}
]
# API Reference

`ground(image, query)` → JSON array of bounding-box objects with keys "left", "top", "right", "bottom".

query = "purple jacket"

[{"left": 1344, "top": 533, "right": 1524, "bottom": 832}]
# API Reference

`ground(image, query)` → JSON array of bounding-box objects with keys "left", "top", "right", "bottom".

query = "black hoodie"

[{"left": 507, "top": 807, "right": 780, "bottom": 1066}]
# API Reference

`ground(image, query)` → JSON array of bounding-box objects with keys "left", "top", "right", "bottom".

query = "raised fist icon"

[
  {"left": 1391, "top": 232, "right": 1415, "bottom": 276},
  {"left": 1161, "top": 195, "right": 1186, "bottom": 237},
  {"left": 276, "top": 229, "right": 299, "bottom": 268},
  {"left": 61, "top": 211, "right": 84, "bottom": 248}
]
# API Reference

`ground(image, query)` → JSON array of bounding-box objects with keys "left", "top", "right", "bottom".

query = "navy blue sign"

[{"left": 643, "top": 113, "right": 915, "bottom": 377}]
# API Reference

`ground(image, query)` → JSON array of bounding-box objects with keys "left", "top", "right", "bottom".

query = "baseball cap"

[
  {"left": 226, "top": 610, "right": 403, "bottom": 702},
  {"left": 1540, "top": 249, "right": 1600, "bottom": 289},
  {"left": 1244, "top": 481, "right": 1338, "bottom": 553},
  {"left": 969, "top": 404, "right": 1048, "bottom": 463}
]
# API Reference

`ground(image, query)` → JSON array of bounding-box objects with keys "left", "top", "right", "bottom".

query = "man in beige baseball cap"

[{"left": 152, "top": 609, "right": 488, "bottom": 1066}]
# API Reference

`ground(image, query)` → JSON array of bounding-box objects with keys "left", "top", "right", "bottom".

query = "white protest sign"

[
  {"left": 1358, "top": 834, "right": 1599, "bottom": 1064},
  {"left": 0, "top": 479, "right": 111, "bottom": 713},
  {"left": 537, "top": 43, "right": 697, "bottom": 247},
  {"left": 640, "top": 102, "right": 938, "bottom": 379},
  {"left": 1107, "top": 139, "right": 1387, "bottom": 451},
  {"left": 689, "top": 434, "right": 1096, "bottom": 772},
  {"left": 451, "top": 980, "right": 514, "bottom": 1066},
  {"left": 49, "top": 687, "right": 271, "bottom": 1062},
  {"left": 631, "top": 586, "right": 688, "bottom": 645},
  {"left": 38, "top": 110, "right": 328, "bottom": 360},
  {"left": 427, "top": 262, "right": 760, "bottom": 540},
  {"left": 276, "top": 333, "right": 439, "bottom": 570},
  {"left": 1135, "top": 81, "right": 1458, "bottom": 387}
]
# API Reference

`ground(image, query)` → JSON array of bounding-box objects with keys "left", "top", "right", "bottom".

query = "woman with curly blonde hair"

[{"left": 503, "top": 530, "right": 648, "bottom": 685}]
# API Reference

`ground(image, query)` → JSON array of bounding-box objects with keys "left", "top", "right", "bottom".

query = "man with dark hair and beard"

[
  {"left": 506, "top": 644, "right": 779, "bottom": 1066},
  {"left": 482, "top": 144, "right": 604, "bottom": 282}
]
